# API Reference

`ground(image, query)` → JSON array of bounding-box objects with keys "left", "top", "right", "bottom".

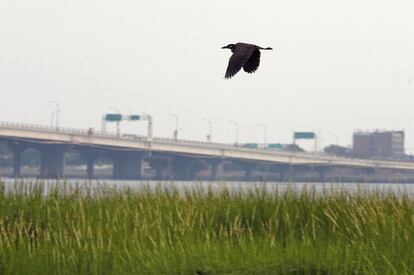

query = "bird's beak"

[{"left": 221, "top": 46, "right": 229, "bottom": 49}]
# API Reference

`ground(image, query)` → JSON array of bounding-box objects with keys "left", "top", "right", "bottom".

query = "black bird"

[{"left": 221, "top": 42, "right": 273, "bottom": 79}]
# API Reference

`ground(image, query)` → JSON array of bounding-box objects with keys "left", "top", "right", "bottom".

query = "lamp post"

[
  {"left": 287, "top": 127, "right": 296, "bottom": 144},
  {"left": 49, "top": 101, "right": 60, "bottom": 130},
  {"left": 229, "top": 120, "right": 239, "bottom": 146},
  {"left": 257, "top": 123, "right": 267, "bottom": 148},
  {"left": 169, "top": 113, "right": 178, "bottom": 140},
  {"left": 110, "top": 107, "right": 121, "bottom": 136},
  {"left": 141, "top": 112, "right": 153, "bottom": 140},
  {"left": 50, "top": 111, "right": 55, "bottom": 128},
  {"left": 312, "top": 129, "right": 322, "bottom": 152},
  {"left": 202, "top": 119, "right": 212, "bottom": 142}
]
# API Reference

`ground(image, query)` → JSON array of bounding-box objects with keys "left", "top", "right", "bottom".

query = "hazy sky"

[{"left": 1, "top": 0, "right": 414, "bottom": 152}]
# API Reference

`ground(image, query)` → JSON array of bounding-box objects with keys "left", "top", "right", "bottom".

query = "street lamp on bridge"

[
  {"left": 312, "top": 129, "right": 323, "bottom": 152},
  {"left": 229, "top": 120, "right": 239, "bottom": 146},
  {"left": 49, "top": 101, "right": 60, "bottom": 130},
  {"left": 169, "top": 113, "right": 179, "bottom": 140},
  {"left": 202, "top": 118, "right": 212, "bottom": 142},
  {"left": 287, "top": 127, "right": 296, "bottom": 144}
]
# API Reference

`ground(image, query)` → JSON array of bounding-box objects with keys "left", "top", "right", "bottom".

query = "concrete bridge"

[{"left": 1, "top": 121, "right": 414, "bottom": 181}]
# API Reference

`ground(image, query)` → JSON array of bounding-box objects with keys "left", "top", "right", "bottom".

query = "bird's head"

[{"left": 221, "top": 44, "right": 236, "bottom": 50}]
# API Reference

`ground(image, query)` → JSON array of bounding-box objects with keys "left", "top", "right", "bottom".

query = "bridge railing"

[
  {"left": 149, "top": 136, "right": 405, "bottom": 167},
  {"left": 0, "top": 121, "right": 120, "bottom": 137}
]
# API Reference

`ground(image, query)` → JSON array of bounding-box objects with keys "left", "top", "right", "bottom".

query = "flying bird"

[{"left": 221, "top": 42, "right": 273, "bottom": 79}]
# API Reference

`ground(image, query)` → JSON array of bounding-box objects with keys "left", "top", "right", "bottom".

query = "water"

[{"left": 2, "top": 177, "right": 414, "bottom": 197}]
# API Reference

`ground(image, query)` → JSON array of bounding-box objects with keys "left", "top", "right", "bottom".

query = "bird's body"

[{"left": 222, "top": 42, "right": 273, "bottom": 79}]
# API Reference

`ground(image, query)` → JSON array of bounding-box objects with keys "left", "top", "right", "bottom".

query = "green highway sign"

[
  {"left": 129, "top": 115, "right": 140, "bottom": 121},
  {"left": 294, "top": 132, "right": 315, "bottom": 139},
  {"left": 243, "top": 143, "right": 258, "bottom": 148},
  {"left": 104, "top": 114, "right": 122, "bottom": 122},
  {"left": 268, "top": 143, "right": 283, "bottom": 149}
]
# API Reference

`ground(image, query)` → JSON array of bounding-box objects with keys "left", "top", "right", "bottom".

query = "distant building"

[{"left": 353, "top": 130, "right": 404, "bottom": 159}]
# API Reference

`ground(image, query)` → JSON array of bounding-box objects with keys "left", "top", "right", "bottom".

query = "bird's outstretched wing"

[
  {"left": 243, "top": 49, "right": 261, "bottom": 74},
  {"left": 225, "top": 46, "right": 255, "bottom": 79}
]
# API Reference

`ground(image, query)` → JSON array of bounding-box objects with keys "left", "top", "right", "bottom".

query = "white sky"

[{"left": 1, "top": 0, "right": 414, "bottom": 152}]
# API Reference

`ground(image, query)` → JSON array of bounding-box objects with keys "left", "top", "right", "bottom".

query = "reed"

[{"left": 0, "top": 180, "right": 413, "bottom": 274}]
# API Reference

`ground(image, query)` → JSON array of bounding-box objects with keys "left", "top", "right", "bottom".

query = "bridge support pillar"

[
  {"left": 246, "top": 166, "right": 255, "bottom": 181},
  {"left": 8, "top": 143, "right": 25, "bottom": 178},
  {"left": 172, "top": 157, "right": 205, "bottom": 181},
  {"left": 148, "top": 156, "right": 173, "bottom": 180},
  {"left": 39, "top": 145, "right": 66, "bottom": 179},
  {"left": 315, "top": 167, "right": 330, "bottom": 182},
  {"left": 274, "top": 165, "right": 290, "bottom": 181},
  {"left": 207, "top": 159, "right": 224, "bottom": 181},
  {"left": 80, "top": 150, "right": 100, "bottom": 179},
  {"left": 364, "top": 167, "right": 379, "bottom": 183},
  {"left": 238, "top": 162, "right": 258, "bottom": 181},
  {"left": 172, "top": 156, "right": 191, "bottom": 180},
  {"left": 112, "top": 151, "right": 144, "bottom": 180}
]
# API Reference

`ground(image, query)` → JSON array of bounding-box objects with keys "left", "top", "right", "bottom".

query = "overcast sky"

[{"left": 1, "top": 0, "right": 413, "bottom": 152}]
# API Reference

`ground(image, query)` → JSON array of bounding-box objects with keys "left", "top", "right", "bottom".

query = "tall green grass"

[{"left": 0, "top": 181, "right": 413, "bottom": 274}]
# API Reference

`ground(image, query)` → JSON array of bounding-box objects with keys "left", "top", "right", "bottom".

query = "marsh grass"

[{"left": 0, "top": 180, "right": 413, "bottom": 274}]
